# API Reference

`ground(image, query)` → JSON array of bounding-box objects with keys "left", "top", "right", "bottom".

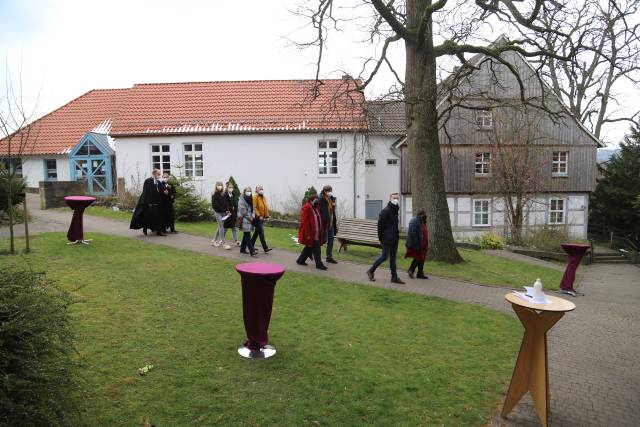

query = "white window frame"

[
  {"left": 318, "top": 140, "right": 339, "bottom": 176},
  {"left": 386, "top": 158, "right": 399, "bottom": 166},
  {"left": 365, "top": 159, "right": 376, "bottom": 166},
  {"left": 150, "top": 144, "right": 171, "bottom": 175},
  {"left": 44, "top": 159, "right": 57, "bottom": 181},
  {"left": 472, "top": 199, "right": 491, "bottom": 227},
  {"left": 474, "top": 152, "right": 491, "bottom": 175},
  {"left": 548, "top": 198, "right": 566, "bottom": 225},
  {"left": 475, "top": 110, "right": 493, "bottom": 129},
  {"left": 183, "top": 143, "right": 204, "bottom": 178},
  {"left": 552, "top": 151, "right": 568, "bottom": 176}
]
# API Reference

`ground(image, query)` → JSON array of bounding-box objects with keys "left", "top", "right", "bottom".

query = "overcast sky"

[{"left": 0, "top": 0, "right": 635, "bottom": 145}]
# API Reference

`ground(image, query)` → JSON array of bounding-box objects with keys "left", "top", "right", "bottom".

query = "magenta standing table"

[
  {"left": 64, "top": 196, "right": 96, "bottom": 245},
  {"left": 235, "top": 262, "right": 285, "bottom": 359},
  {"left": 559, "top": 243, "right": 590, "bottom": 296}
]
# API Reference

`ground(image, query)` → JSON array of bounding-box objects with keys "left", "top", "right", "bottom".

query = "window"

[
  {"left": 473, "top": 199, "right": 491, "bottom": 226},
  {"left": 549, "top": 198, "right": 565, "bottom": 224},
  {"left": 151, "top": 144, "right": 171, "bottom": 175},
  {"left": 475, "top": 110, "right": 493, "bottom": 129},
  {"left": 365, "top": 159, "right": 376, "bottom": 166},
  {"left": 552, "top": 151, "right": 568, "bottom": 176},
  {"left": 0, "top": 158, "right": 22, "bottom": 177},
  {"left": 318, "top": 140, "right": 338, "bottom": 175},
  {"left": 387, "top": 158, "right": 398, "bottom": 166},
  {"left": 183, "top": 143, "right": 204, "bottom": 177},
  {"left": 44, "top": 159, "right": 57, "bottom": 180},
  {"left": 475, "top": 152, "right": 491, "bottom": 175}
]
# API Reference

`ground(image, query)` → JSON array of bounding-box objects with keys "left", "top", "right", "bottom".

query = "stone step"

[{"left": 592, "top": 257, "right": 631, "bottom": 264}]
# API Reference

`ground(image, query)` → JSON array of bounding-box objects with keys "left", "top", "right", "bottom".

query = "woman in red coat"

[
  {"left": 296, "top": 194, "right": 328, "bottom": 270},
  {"left": 405, "top": 209, "right": 429, "bottom": 279}
]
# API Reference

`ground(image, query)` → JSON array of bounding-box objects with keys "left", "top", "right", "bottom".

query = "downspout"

[
  {"left": 390, "top": 137, "right": 404, "bottom": 227},
  {"left": 353, "top": 131, "right": 357, "bottom": 217}
]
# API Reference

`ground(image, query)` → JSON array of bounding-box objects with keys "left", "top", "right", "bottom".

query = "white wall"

[
  {"left": 402, "top": 193, "right": 589, "bottom": 239},
  {"left": 114, "top": 132, "right": 367, "bottom": 218},
  {"left": 21, "top": 155, "right": 70, "bottom": 188},
  {"left": 364, "top": 135, "right": 401, "bottom": 210}
]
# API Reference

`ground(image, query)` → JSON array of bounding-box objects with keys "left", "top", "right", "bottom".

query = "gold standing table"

[{"left": 502, "top": 293, "right": 576, "bottom": 427}]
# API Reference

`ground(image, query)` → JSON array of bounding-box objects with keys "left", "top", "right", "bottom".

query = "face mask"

[
  {"left": 391, "top": 199, "right": 399, "bottom": 206},
  {"left": 327, "top": 192, "right": 333, "bottom": 197},
  {"left": 258, "top": 190, "right": 264, "bottom": 195},
  {"left": 216, "top": 185, "right": 223, "bottom": 190},
  {"left": 245, "top": 192, "right": 252, "bottom": 197},
  {"left": 228, "top": 188, "right": 233, "bottom": 194},
  {"left": 312, "top": 200, "right": 318, "bottom": 206}
]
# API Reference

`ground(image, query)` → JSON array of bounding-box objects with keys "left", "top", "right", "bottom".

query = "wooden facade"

[{"left": 400, "top": 50, "right": 600, "bottom": 195}]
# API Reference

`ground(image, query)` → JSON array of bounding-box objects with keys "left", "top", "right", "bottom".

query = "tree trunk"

[
  {"left": 7, "top": 186, "right": 15, "bottom": 254},
  {"left": 404, "top": 0, "right": 462, "bottom": 263}
]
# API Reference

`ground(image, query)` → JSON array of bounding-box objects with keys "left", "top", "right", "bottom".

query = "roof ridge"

[{"left": 131, "top": 78, "right": 353, "bottom": 87}]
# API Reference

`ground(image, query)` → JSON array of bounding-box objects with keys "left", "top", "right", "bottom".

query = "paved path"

[{"left": 3, "top": 194, "right": 639, "bottom": 427}]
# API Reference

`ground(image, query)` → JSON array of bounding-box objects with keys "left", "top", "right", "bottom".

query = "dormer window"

[{"left": 475, "top": 109, "right": 493, "bottom": 129}]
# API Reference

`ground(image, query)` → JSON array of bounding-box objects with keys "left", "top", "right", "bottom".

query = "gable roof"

[
  {"left": 365, "top": 101, "right": 405, "bottom": 135},
  {"left": 0, "top": 88, "right": 130, "bottom": 155},
  {"left": 1, "top": 79, "right": 366, "bottom": 156}
]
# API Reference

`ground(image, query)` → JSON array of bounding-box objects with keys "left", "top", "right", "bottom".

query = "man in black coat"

[
  {"left": 318, "top": 185, "right": 338, "bottom": 264},
  {"left": 130, "top": 169, "right": 168, "bottom": 236},
  {"left": 162, "top": 171, "right": 177, "bottom": 233},
  {"left": 366, "top": 193, "right": 405, "bottom": 284}
]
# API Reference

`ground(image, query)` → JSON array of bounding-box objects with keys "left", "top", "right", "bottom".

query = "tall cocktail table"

[
  {"left": 502, "top": 292, "right": 576, "bottom": 427},
  {"left": 559, "top": 243, "right": 590, "bottom": 296},
  {"left": 235, "top": 262, "right": 285, "bottom": 359},
  {"left": 64, "top": 196, "right": 96, "bottom": 245}
]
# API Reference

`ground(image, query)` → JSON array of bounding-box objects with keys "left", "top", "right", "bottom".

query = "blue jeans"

[
  {"left": 241, "top": 231, "right": 254, "bottom": 253},
  {"left": 251, "top": 219, "right": 268, "bottom": 251},
  {"left": 326, "top": 228, "right": 335, "bottom": 259},
  {"left": 370, "top": 243, "right": 398, "bottom": 278}
]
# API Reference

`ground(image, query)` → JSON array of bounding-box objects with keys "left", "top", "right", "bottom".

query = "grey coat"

[{"left": 237, "top": 196, "right": 255, "bottom": 232}]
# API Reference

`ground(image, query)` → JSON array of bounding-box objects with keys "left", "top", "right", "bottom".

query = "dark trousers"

[
  {"left": 297, "top": 241, "right": 323, "bottom": 267},
  {"left": 241, "top": 231, "right": 255, "bottom": 253},
  {"left": 251, "top": 219, "right": 268, "bottom": 251},
  {"left": 370, "top": 242, "right": 398, "bottom": 278},
  {"left": 409, "top": 259, "right": 425, "bottom": 275},
  {"left": 325, "top": 228, "right": 335, "bottom": 259}
]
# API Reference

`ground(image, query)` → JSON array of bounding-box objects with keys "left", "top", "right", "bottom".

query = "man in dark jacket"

[
  {"left": 162, "top": 171, "right": 177, "bottom": 233},
  {"left": 366, "top": 193, "right": 405, "bottom": 284},
  {"left": 130, "top": 169, "right": 168, "bottom": 236},
  {"left": 318, "top": 185, "right": 338, "bottom": 264}
]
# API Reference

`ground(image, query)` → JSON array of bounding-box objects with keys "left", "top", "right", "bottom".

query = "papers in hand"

[
  {"left": 513, "top": 286, "right": 551, "bottom": 304},
  {"left": 221, "top": 213, "right": 231, "bottom": 221}
]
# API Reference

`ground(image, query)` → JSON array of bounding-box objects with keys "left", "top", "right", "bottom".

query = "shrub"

[
  {"left": 475, "top": 232, "right": 505, "bottom": 249},
  {"left": 0, "top": 173, "right": 26, "bottom": 211},
  {"left": 0, "top": 268, "right": 81, "bottom": 426},
  {"left": 173, "top": 176, "right": 212, "bottom": 221},
  {"left": 520, "top": 225, "right": 586, "bottom": 252}
]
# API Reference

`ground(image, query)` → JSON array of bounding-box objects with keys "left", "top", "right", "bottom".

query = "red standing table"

[
  {"left": 64, "top": 196, "right": 96, "bottom": 245},
  {"left": 235, "top": 262, "right": 285, "bottom": 359},
  {"left": 559, "top": 243, "right": 590, "bottom": 296}
]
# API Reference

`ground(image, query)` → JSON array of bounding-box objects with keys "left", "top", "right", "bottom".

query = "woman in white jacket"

[{"left": 237, "top": 186, "right": 257, "bottom": 256}]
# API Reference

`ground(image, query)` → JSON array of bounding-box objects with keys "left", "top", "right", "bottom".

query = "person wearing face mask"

[
  {"left": 238, "top": 186, "right": 257, "bottom": 256},
  {"left": 222, "top": 181, "right": 240, "bottom": 246},
  {"left": 296, "top": 193, "right": 328, "bottom": 270},
  {"left": 251, "top": 185, "right": 273, "bottom": 253},
  {"left": 366, "top": 193, "right": 405, "bottom": 284},
  {"left": 211, "top": 181, "right": 231, "bottom": 249},
  {"left": 405, "top": 209, "right": 429, "bottom": 279},
  {"left": 318, "top": 185, "right": 338, "bottom": 264},
  {"left": 130, "top": 169, "right": 167, "bottom": 236}
]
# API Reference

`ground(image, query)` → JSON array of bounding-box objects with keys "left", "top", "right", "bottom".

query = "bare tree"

[
  {"left": 0, "top": 62, "right": 39, "bottom": 254},
  {"left": 536, "top": 0, "right": 640, "bottom": 141},
  {"left": 293, "top": 0, "right": 585, "bottom": 263},
  {"left": 481, "top": 106, "right": 548, "bottom": 244}
]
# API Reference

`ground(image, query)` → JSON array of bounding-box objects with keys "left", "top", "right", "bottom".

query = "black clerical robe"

[{"left": 130, "top": 177, "right": 165, "bottom": 231}]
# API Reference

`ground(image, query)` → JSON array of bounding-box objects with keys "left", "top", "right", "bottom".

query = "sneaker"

[
  {"left": 326, "top": 258, "right": 338, "bottom": 264},
  {"left": 223, "top": 244, "right": 232, "bottom": 250},
  {"left": 236, "top": 241, "right": 241, "bottom": 246},
  {"left": 366, "top": 269, "right": 375, "bottom": 282},
  {"left": 250, "top": 250, "right": 258, "bottom": 257},
  {"left": 391, "top": 277, "right": 405, "bottom": 285},
  {"left": 212, "top": 240, "right": 221, "bottom": 247},
  {"left": 407, "top": 269, "right": 415, "bottom": 279},
  {"left": 264, "top": 247, "right": 273, "bottom": 253}
]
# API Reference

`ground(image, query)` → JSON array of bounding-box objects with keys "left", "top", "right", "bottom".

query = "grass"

[
  {"left": 1, "top": 233, "right": 521, "bottom": 426},
  {"left": 69, "top": 206, "right": 563, "bottom": 289}
]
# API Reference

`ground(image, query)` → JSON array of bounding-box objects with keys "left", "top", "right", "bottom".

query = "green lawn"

[
  {"left": 1, "top": 233, "right": 521, "bottom": 426},
  {"left": 72, "top": 206, "right": 562, "bottom": 289}
]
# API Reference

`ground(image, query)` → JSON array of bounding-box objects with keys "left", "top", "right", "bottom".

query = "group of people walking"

[
  {"left": 129, "top": 169, "right": 177, "bottom": 236},
  {"left": 130, "top": 171, "right": 429, "bottom": 282},
  {"left": 210, "top": 181, "right": 272, "bottom": 256}
]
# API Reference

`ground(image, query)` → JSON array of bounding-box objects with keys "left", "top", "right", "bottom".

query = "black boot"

[
  {"left": 407, "top": 269, "right": 415, "bottom": 279},
  {"left": 391, "top": 276, "right": 405, "bottom": 285}
]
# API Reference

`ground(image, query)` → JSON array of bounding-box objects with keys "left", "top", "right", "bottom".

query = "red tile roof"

[
  {"left": 1, "top": 79, "right": 366, "bottom": 156},
  {"left": 0, "top": 89, "right": 130, "bottom": 155}
]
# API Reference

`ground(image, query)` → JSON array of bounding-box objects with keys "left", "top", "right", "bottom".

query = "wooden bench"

[{"left": 335, "top": 218, "right": 383, "bottom": 252}]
